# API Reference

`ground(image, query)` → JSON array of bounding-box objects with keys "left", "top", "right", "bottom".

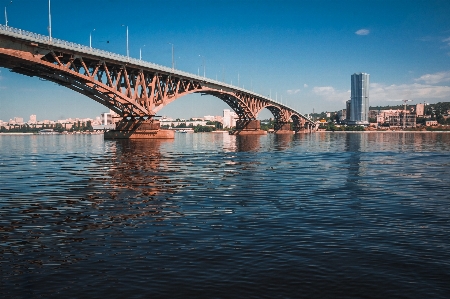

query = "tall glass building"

[{"left": 349, "top": 73, "right": 370, "bottom": 125}]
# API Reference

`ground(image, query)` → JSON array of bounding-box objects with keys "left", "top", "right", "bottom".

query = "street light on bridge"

[
  {"left": 4, "top": 0, "right": 12, "bottom": 27},
  {"left": 90, "top": 28, "right": 95, "bottom": 48},
  {"left": 140, "top": 44, "right": 145, "bottom": 60},
  {"left": 121, "top": 24, "right": 129, "bottom": 59},
  {"left": 199, "top": 54, "right": 205, "bottom": 77},
  {"left": 48, "top": 0, "right": 52, "bottom": 42},
  {"left": 168, "top": 43, "right": 174, "bottom": 70}
]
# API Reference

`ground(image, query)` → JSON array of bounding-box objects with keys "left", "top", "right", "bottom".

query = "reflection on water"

[
  {"left": 1, "top": 132, "right": 450, "bottom": 298},
  {"left": 235, "top": 135, "right": 261, "bottom": 151}
]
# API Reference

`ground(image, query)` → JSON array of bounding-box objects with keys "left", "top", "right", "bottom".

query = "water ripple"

[{"left": 1, "top": 132, "right": 450, "bottom": 298}]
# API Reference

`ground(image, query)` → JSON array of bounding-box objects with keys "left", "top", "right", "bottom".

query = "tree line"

[{"left": 1, "top": 121, "right": 94, "bottom": 133}]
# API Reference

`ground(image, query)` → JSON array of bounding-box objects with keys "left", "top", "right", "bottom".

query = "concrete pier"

[
  {"left": 275, "top": 123, "right": 294, "bottom": 134},
  {"left": 104, "top": 119, "right": 174, "bottom": 139},
  {"left": 230, "top": 120, "right": 267, "bottom": 135}
]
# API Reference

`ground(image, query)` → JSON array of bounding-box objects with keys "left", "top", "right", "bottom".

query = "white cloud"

[
  {"left": 443, "top": 37, "right": 450, "bottom": 46},
  {"left": 415, "top": 71, "right": 450, "bottom": 84},
  {"left": 311, "top": 81, "right": 450, "bottom": 107},
  {"left": 370, "top": 82, "right": 450, "bottom": 103},
  {"left": 355, "top": 29, "right": 370, "bottom": 36},
  {"left": 287, "top": 89, "right": 301, "bottom": 95},
  {"left": 312, "top": 86, "right": 350, "bottom": 103},
  {"left": 303, "top": 84, "right": 308, "bottom": 88}
]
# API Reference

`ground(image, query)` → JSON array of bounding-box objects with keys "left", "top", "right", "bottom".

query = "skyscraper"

[{"left": 349, "top": 73, "right": 370, "bottom": 125}]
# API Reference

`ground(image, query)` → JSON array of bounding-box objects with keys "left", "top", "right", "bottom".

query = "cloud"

[
  {"left": 414, "top": 71, "right": 450, "bottom": 84},
  {"left": 443, "top": 37, "right": 450, "bottom": 46},
  {"left": 311, "top": 81, "right": 450, "bottom": 107},
  {"left": 303, "top": 84, "right": 308, "bottom": 88},
  {"left": 312, "top": 86, "right": 350, "bottom": 102},
  {"left": 287, "top": 89, "right": 301, "bottom": 95},
  {"left": 355, "top": 29, "right": 370, "bottom": 36},
  {"left": 370, "top": 82, "right": 450, "bottom": 103}
]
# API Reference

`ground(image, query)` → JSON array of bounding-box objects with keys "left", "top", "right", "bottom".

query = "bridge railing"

[{"left": 0, "top": 25, "right": 313, "bottom": 122}]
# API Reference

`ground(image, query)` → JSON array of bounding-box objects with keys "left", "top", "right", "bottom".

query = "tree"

[
  {"left": 193, "top": 125, "right": 214, "bottom": 133},
  {"left": 85, "top": 120, "right": 93, "bottom": 131}
]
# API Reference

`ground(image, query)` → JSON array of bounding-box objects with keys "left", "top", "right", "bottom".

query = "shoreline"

[{"left": 317, "top": 130, "right": 450, "bottom": 133}]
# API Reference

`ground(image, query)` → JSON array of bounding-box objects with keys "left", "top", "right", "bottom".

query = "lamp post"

[
  {"left": 199, "top": 55, "right": 205, "bottom": 77},
  {"left": 168, "top": 43, "right": 174, "bottom": 70},
  {"left": 48, "top": 0, "right": 52, "bottom": 41},
  {"left": 4, "top": 1, "right": 12, "bottom": 27},
  {"left": 90, "top": 28, "right": 95, "bottom": 48},
  {"left": 122, "top": 24, "right": 129, "bottom": 59},
  {"left": 140, "top": 44, "right": 145, "bottom": 60}
]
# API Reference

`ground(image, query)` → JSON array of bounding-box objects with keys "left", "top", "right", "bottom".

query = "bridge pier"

[
  {"left": 274, "top": 123, "right": 294, "bottom": 134},
  {"left": 231, "top": 120, "right": 267, "bottom": 135},
  {"left": 104, "top": 119, "right": 174, "bottom": 139}
]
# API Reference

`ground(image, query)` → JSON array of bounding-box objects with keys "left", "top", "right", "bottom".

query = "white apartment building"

[
  {"left": 29, "top": 115, "right": 37, "bottom": 124},
  {"left": 223, "top": 109, "right": 237, "bottom": 128}
]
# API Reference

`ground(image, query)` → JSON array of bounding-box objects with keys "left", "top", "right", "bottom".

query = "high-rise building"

[{"left": 349, "top": 73, "right": 370, "bottom": 125}]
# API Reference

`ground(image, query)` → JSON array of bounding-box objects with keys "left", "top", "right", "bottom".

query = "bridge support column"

[
  {"left": 231, "top": 120, "right": 267, "bottom": 135},
  {"left": 104, "top": 119, "right": 174, "bottom": 139},
  {"left": 275, "top": 123, "right": 294, "bottom": 134}
]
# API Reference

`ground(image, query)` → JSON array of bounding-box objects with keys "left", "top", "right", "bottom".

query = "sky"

[{"left": 1, "top": 0, "right": 450, "bottom": 121}]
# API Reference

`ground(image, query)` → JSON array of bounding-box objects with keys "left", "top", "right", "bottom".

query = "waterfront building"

[
  {"left": 223, "top": 109, "right": 237, "bottom": 128},
  {"left": 101, "top": 109, "right": 118, "bottom": 125},
  {"left": 345, "top": 100, "right": 351, "bottom": 122},
  {"left": 160, "top": 119, "right": 208, "bottom": 127},
  {"left": 101, "top": 111, "right": 112, "bottom": 125},
  {"left": 416, "top": 103, "right": 425, "bottom": 116},
  {"left": 29, "top": 115, "right": 37, "bottom": 124},
  {"left": 349, "top": 73, "right": 370, "bottom": 125},
  {"left": 388, "top": 113, "right": 416, "bottom": 128},
  {"left": 337, "top": 109, "right": 346, "bottom": 122}
]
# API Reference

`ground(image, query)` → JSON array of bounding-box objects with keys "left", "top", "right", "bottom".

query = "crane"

[
  {"left": 387, "top": 99, "right": 413, "bottom": 129},
  {"left": 402, "top": 99, "right": 412, "bottom": 129}
]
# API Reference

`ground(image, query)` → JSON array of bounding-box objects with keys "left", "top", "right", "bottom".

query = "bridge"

[{"left": 0, "top": 25, "right": 315, "bottom": 138}]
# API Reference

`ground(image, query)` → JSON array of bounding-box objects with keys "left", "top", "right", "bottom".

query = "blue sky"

[{"left": 1, "top": 0, "right": 450, "bottom": 121}]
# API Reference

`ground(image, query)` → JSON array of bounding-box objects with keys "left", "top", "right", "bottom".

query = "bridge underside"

[{"left": 0, "top": 31, "right": 315, "bottom": 138}]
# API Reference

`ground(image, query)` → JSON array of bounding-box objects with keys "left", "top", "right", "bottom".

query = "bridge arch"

[{"left": 0, "top": 25, "right": 314, "bottom": 131}]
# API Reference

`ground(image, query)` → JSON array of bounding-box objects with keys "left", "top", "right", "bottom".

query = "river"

[{"left": 1, "top": 132, "right": 449, "bottom": 298}]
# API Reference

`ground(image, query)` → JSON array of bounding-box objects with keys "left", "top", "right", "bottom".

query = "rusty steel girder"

[{"left": 0, "top": 26, "right": 315, "bottom": 130}]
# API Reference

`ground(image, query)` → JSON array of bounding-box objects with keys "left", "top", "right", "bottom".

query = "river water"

[{"left": 1, "top": 132, "right": 449, "bottom": 298}]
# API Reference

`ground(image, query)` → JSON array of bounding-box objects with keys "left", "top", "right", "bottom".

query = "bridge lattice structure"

[{"left": 0, "top": 25, "right": 314, "bottom": 131}]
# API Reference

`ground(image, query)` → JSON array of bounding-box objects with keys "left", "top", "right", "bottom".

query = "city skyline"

[{"left": 1, "top": 0, "right": 450, "bottom": 120}]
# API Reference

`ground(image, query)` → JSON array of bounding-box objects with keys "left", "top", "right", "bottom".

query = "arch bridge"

[{"left": 0, "top": 25, "right": 315, "bottom": 136}]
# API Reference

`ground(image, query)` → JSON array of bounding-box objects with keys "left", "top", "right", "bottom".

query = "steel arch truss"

[{"left": 0, "top": 35, "right": 314, "bottom": 129}]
